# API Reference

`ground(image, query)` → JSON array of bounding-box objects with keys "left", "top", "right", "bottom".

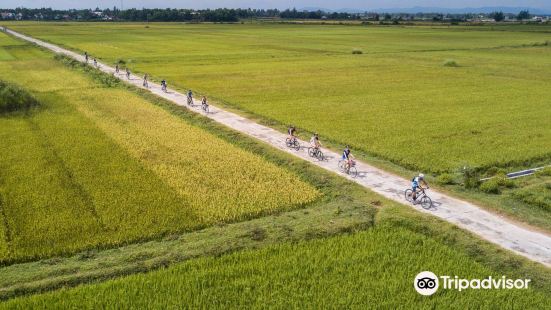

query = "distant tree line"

[
  {"left": 0, "top": 7, "right": 539, "bottom": 22},
  {"left": 0, "top": 7, "right": 362, "bottom": 22}
]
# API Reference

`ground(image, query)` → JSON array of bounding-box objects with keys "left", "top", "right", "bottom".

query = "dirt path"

[{"left": 6, "top": 27, "right": 551, "bottom": 267}]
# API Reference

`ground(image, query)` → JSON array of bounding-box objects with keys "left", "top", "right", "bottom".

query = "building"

[{"left": 0, "top": 12, "right": 15, "bottom": 19}]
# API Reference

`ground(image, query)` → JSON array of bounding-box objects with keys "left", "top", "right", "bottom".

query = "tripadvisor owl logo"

[
  {"left": 414, "top": 271, "right": 531, "bottom": 296},
  {"left": 414, "top": 271, "right": 439, "bottom": 296}
]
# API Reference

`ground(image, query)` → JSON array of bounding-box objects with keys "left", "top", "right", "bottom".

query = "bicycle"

[
  {"left": 404, "top": 187, "right": 432, "bottom": 210},
  {"left": 201, "top": 103, "right": 209, "bottom": 113},
  {"left": 338, "top": 159, "right": 358, "bottom": 178},
  {"left": 285, "top": 137, "right": 300, "bottom": 151},
  {"left": 308, "top": 146, "right": 324, "bottom": 161},
  {"left": 187, "top": 96, "right": 193, "bottom": 106}
]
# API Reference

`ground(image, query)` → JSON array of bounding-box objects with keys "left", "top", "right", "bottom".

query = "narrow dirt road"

[{"left": 6, "top": 27, "right": 551, "bottom": 267}]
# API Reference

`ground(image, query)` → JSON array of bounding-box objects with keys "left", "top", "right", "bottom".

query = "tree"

[
  {"left": 517, "top": 10, "right": 530, "bottom": 20},
  {"left": 490, "top": 11, "right": 504, "bottom": 22}
]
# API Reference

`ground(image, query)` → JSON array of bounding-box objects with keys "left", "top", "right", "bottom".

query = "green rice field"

[
  {"left": 7, "top": 22, "right": 551, "bottom": 172},
  {"left": 3, "top": 209, "right": 551, "bottom": 308},
  {"left": 0, "top": 31, "right": 318, "bottom": 263}
]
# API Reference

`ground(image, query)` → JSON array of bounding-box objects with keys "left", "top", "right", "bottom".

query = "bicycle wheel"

[
  {"left": 348, "top": 166, "right": 358, "bottom": 178},
  {"left": 285, "top": 138, "right": 292, "bottom": 148},
  {"left": 293, "top": 140, "right": 300, "bottom": 151},
  {"left": 338, "top": 160, "right": 345, "bottom": 171},
  {"left": 308, "top": 147, "right": 315, "bottom": 157},
  {"left": 404, "top": 189, "right": 413, "bottom": 202},
  {"left": 420, "top": 196, "right": 432, "bottom": 210},
  {"left": 316, "top": 150, "right": 324, "bottom": 161}
]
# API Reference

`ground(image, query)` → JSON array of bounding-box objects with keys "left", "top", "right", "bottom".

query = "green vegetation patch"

[
  {"left": 0, "top": 80, "right": 38, "bottom": 113},
  {"left": 512, "top": 183, "right": 551, "bottom": 211}
]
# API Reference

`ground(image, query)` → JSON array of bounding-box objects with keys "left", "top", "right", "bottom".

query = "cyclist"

[
  {"left": 161, "top": 79, "right": 167, "bottom": 92},
  {"left": 143, "top": 73, "right": 149, "bottom": 88},
  {"left": 125, "top": 68, "right": 131, "bottom": 79},
  {"left": 411, "top": 173, "right": 429, "bottom": 203},
  {"left": 84, "top": 52, "right": 89, "bottom": 63},
  {"left": 342, "top": 145, "right": 355, "bottom": 170},
  {"left": 201, "top": 96, "right": 209, "bottom": 110},
  {"left": 115, "top": 64, "right": 119, "bottom": 74},
  {"left": 310, "top": 133, "right": 322, "bottom": 150},
  {"left": 288, "top": 125, "right": 297, "bottom": 143},
  {"left": 187, "top": 90, "right": 193, "bottom": 104},
  {"left": 93, "top": 58, "right": 97, "bottom": 67}
]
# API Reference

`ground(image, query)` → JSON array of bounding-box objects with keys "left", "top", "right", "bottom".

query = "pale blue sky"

[{"left": 2, "top": 0, "right": 550, "bottom": 10}]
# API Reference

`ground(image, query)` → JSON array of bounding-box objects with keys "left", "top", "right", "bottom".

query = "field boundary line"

[{"left": 4, "top": 27, "right": 551, "bottom": 268}]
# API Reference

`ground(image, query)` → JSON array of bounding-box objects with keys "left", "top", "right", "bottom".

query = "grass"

[
  {"left": 0, "top": 32, "right": 318, "bottom": 264},
  {"left": 511, "top": 182, "right": 551, "bottom": 212},
  {"left": 5, "top": 22, "right": 551, "bottom": 173},
  {"left": 443, "top": 59, "right": 459, "bottom": 67},
  {"left": 2, "top": 206, "right": 551, "bottom": 308}
]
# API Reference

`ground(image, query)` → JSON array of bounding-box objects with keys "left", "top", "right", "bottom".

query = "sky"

[{"left": 2, "top": 0, "right": 550, "bottom": 10}]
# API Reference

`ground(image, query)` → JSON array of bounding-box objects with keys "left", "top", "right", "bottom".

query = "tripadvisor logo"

[
  {"left": 414, "top": 271, "right": 439, "bottom": 296},
  {"left": 414, "top": 271, "right": 531, "bottom": 296}
]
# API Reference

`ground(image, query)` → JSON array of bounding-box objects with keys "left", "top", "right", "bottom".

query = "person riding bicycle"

[
  {"left": 93, "top": 58, "right": 97, "bottom": 67},
  {"left": 142, "top": 73, "right": 149, "bottom": 87},
  {"left": 84, "top": 52, "right": 89, "bottom": 63},
  {"left": 342, "top": 145, "right": 355, "bottom": 170},
  {"left": 310, "top": 133, "right": 322, "bottom": 150},
  {"left": 115, "top": 64, "right": 120, "bottom": 74},
  {"left": 161, "top": 79, "right": 167, "bottom": 91},
  {"left": 411, "top": 173, "right": 429, "bottom": 203},
  {"left": 125, "top": 68, "right": 131, "bottom": 79},
  {"left": 187, "top": 90, "right": 193, "bottom": 103},
  {"left": 288, "top": 125, "right": 297, "bottom": 142},
  {"left": 201, "top": 96, "right": 208, "bottom": 110}
]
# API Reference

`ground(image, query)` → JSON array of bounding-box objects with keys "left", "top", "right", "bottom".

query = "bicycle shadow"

[{"left": 427, "top": 200, "right": 442, "bottom": 211}]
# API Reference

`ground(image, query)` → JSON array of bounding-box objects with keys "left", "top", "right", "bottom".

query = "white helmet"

[{"left": 419, "top": 173, "right": 425, "bottom": 179}]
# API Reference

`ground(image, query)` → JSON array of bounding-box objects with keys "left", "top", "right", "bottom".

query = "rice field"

[
  {"left": 0, "top": 32, "right": 318, "bottom": 263},
  {"left": 1, "top": 23, "right": 551, "bottom": 308},
  {"left": 3, "top": 224, "right": 549, "bottom": 308},
  {"left": 6, "top": 22, "right": 551, "bottom": 172}
]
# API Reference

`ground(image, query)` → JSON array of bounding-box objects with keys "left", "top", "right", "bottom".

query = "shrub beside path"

[{"left": 5, "top": 27, "right": 551, "bottom": 267}]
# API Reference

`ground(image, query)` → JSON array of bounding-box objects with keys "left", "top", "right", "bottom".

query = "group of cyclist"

[
  {"left": 114, "top": 64, "right": 130, "bottom": 80},
  {"left": 186, "top": 90, "right": 209, "bottom": 111},
  {"left": 90, "top": 54, "right": 207, "bottom": 110},
  {"left": 82, "top": 52, "right": 427, "bottom": 203},
  {"left": 84, "top": 52, "right": 98, "bottom": 67},
  {"left": 287, "top": 125, "right": 429, "bottom": 204}
]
